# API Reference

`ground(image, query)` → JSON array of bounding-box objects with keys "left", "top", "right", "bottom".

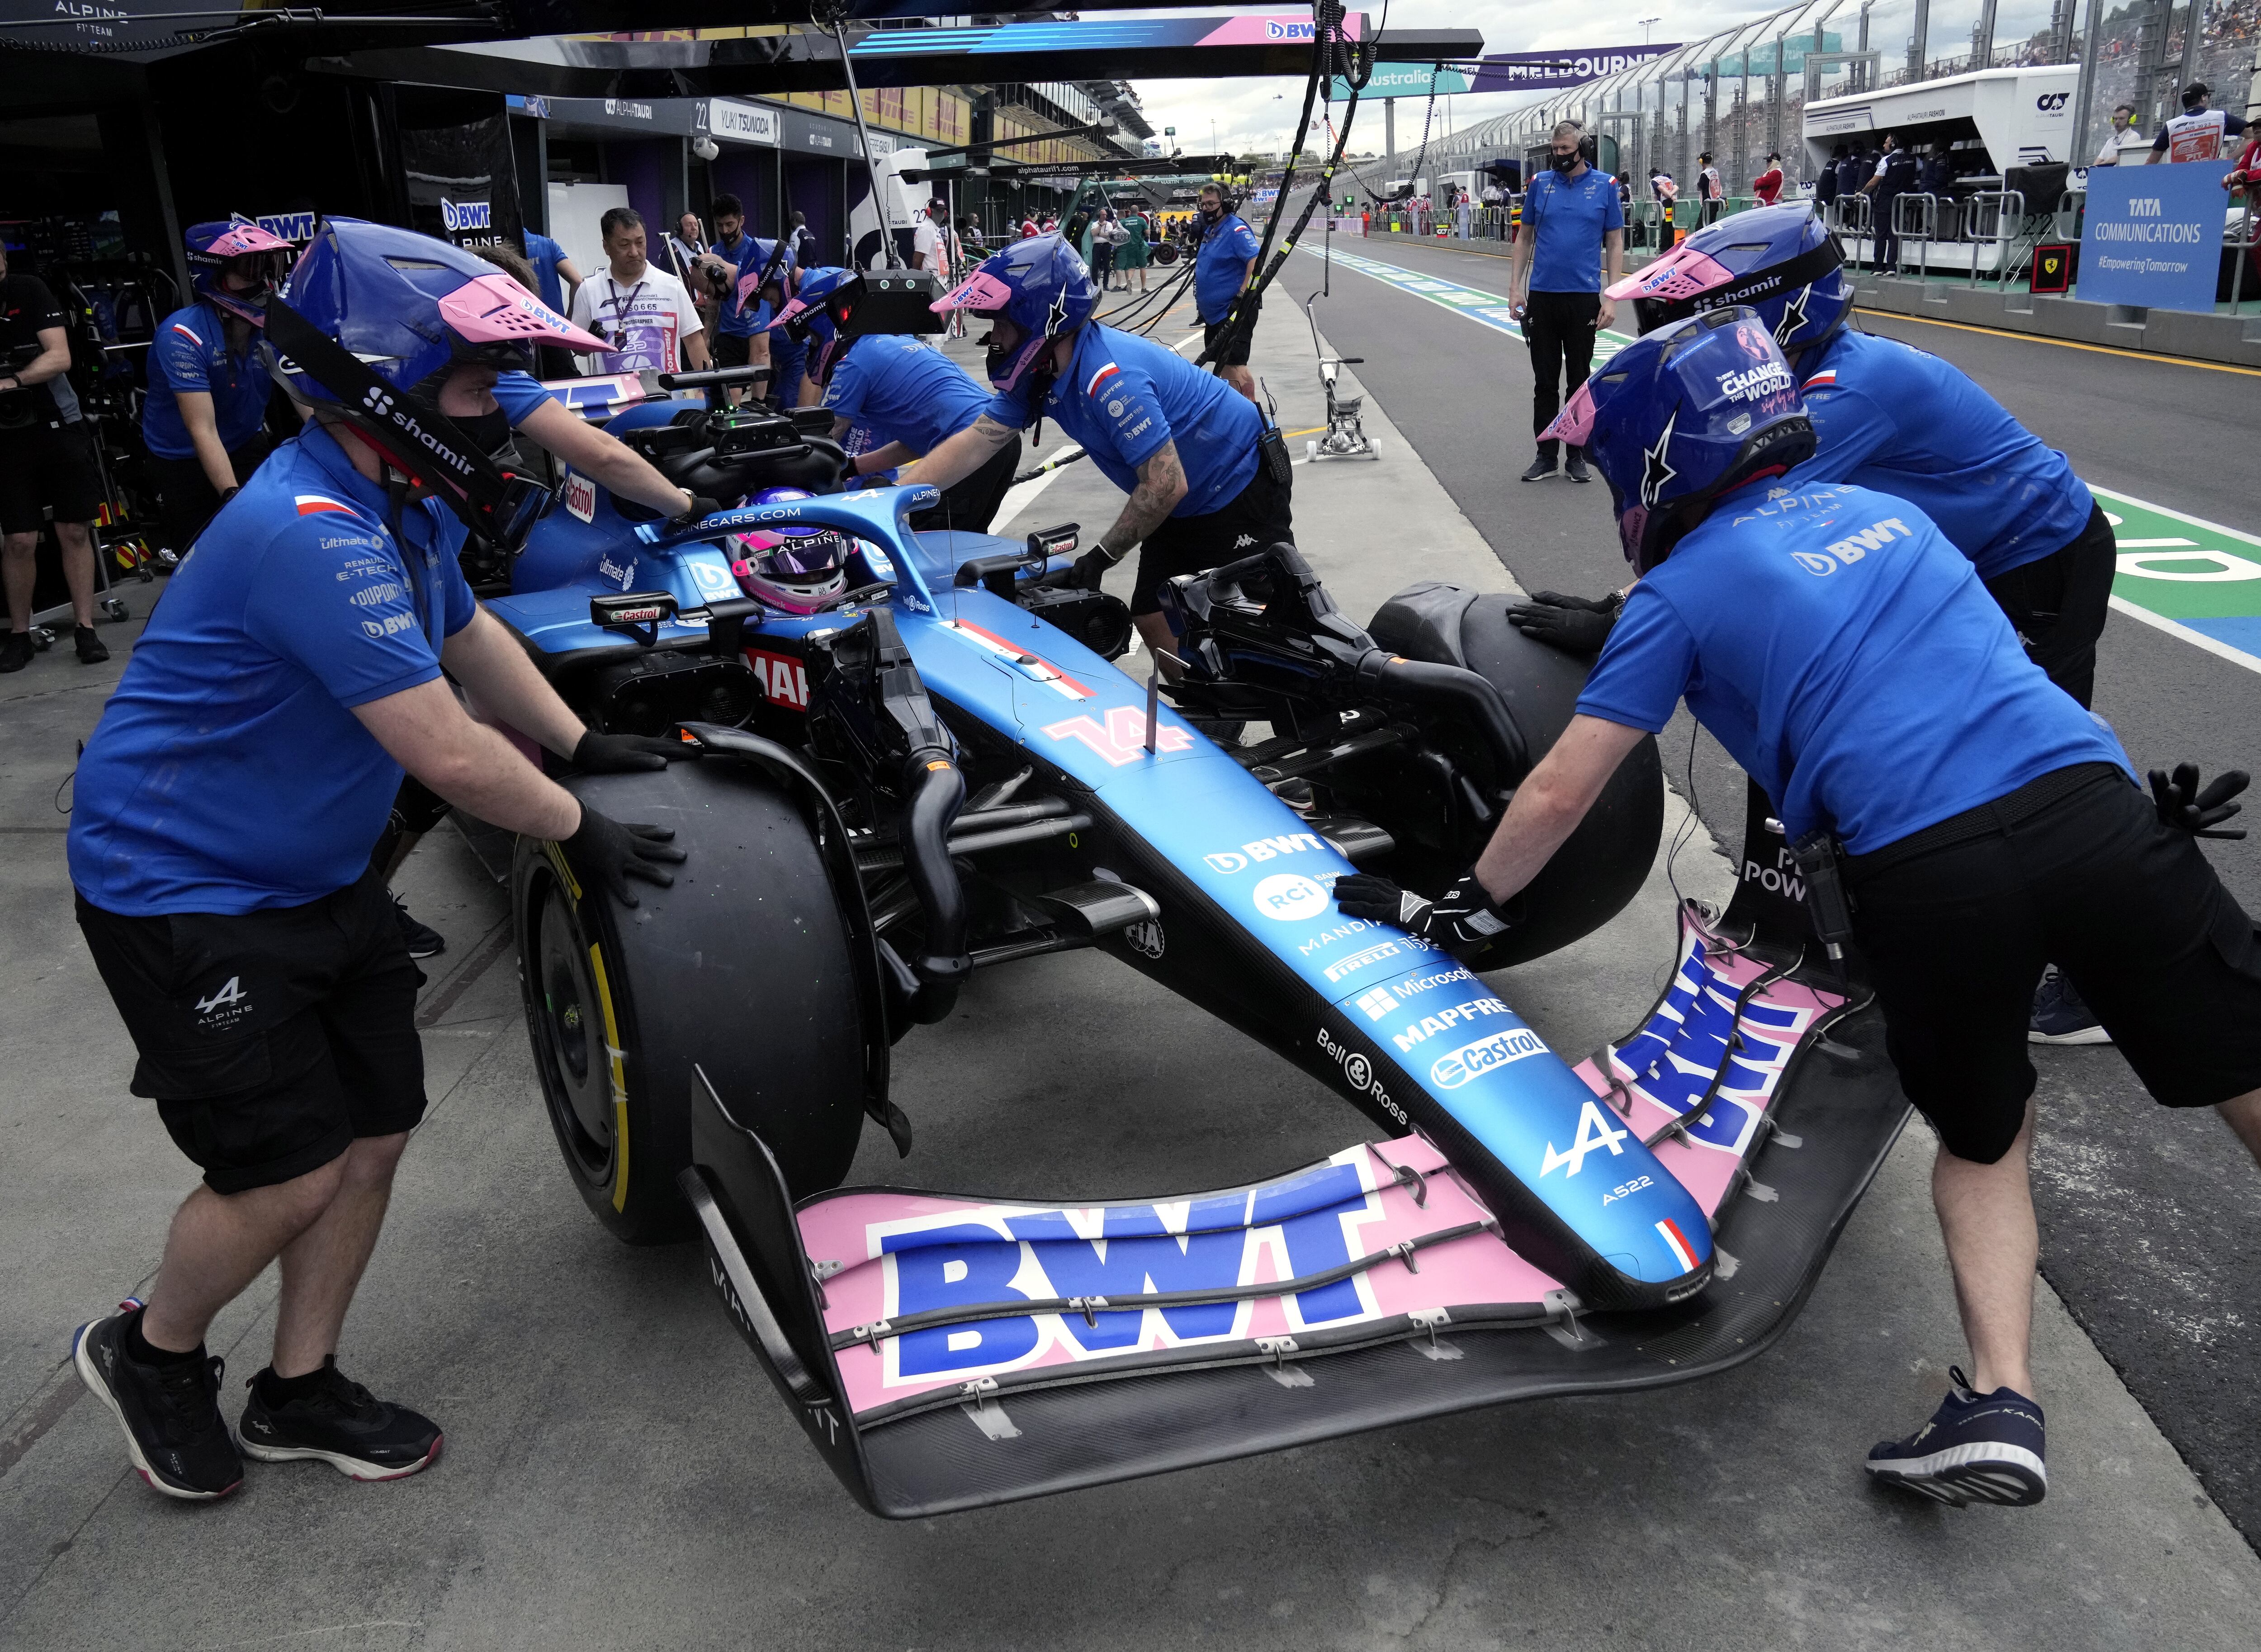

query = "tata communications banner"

[
  {"left": 1472, "top": 44, "right": 1683, "bottom": 93},
  {"left": 2080, "top": 161, "right": 2230, "bottom": 313}
]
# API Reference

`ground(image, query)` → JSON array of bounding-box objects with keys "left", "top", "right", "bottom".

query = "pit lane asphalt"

[
  {"left": 1280, "top": 225, "right": 2261, "bottom": 1549},
  {"left": 4, "top": 312, "right": 2259, "bottom": 1649}
]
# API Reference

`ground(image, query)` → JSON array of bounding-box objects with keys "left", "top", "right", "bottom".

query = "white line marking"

[{"left": 2107, "top": 596, "right": 2261, "bottom": 677}]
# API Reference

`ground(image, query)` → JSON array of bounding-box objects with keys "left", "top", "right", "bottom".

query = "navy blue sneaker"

[
  {"left": 1866, "top": 1367, "right": 2047, "bottom": 1507},
  {"left": 2029, "top": 970, "right": 2109, "bottom": 1045}
]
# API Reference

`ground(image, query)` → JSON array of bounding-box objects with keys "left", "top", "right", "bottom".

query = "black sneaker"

[
  {"left": 0, "top": 631, "right": 31, "bottom": 673},
  {"left": 1519, "top": 454, "right": 1557, "bottom": 483},
  {"left": 75, "top": 625, "right": 110, "bottom": 665},
  {"left": 72, "top": 1300, "right": 243, "bottom": 1501},
  {"left": 1564, "top": 447, "right": 1592, "bottom": 483},
  {"left": 237, "top": 1357, "right": 443, "bottom": 1481},
  {"left": 1865, "top": 1366, "right": 2047, "bottom": 1507},
  {"left": 2029, "top": 970, "right": 2109, "bottom": 1045},
  {"left": 393, "top": 895, "right": 445, "bottom": 959}
]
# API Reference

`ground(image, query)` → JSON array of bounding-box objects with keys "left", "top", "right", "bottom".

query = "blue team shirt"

[
  {"left": 984, "top": 323, "right": 1263, "bottom": 517},
  {"left": 711, "top": 232, "right": 790, "bottom": 337},
  {"left": 1194, "top": 212, "right": 1263, "bottom": 323},
  {"left": 822, "top": 335, "right": 989, "bottom": 457},
  {"left": 1784, "top": 330, "right": 2093, "bottom": 580},
  {"left": 70, "top": 425, "right": 478, "bottom": 914},
  {"left": 1522, "top": 166, "right": 1625, "bottom": 293},
  {"left": 1575, "top": 483, "right": 2132, "bottom": 855},
  {"left": 493, "top": 370, "right": 559, "bottom": 427},
  {"left": 141, "top": 300, "right": 270, "bottom": 460},
  {"left": 524, "top": 230, "right": 571, "bottom": 312}
]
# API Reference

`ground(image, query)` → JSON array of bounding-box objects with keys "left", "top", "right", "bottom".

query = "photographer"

[
  {"left": 695, "top": 195, "right": 788, "bottom": 402},
  {"left": 1, "top": 241, "right": 107, "bottom": 670}
]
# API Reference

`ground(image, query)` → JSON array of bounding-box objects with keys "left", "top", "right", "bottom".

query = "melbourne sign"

[
  {"left": 2079, "top": 160, "right": 2229, "bottom": 314},
  {"left": 1472, "top": 44, "right": 1683, "bottom": 92}
]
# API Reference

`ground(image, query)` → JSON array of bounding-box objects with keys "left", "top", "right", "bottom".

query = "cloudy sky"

[{"left": 1129, "top": 2, "right": 1774, "bottom": 159}]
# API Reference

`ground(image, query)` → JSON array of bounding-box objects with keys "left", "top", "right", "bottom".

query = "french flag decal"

[
  {"left": 1802, "top": 370, "right": 1837, "bottom": 388},
  {"left": 1655, "top": 1218, "right": 1700, "bottom": 1273},
  {"left": 1085, "top": 361, "right": 1121, "bottom": 398},
  {"left": 170, "top": 322, "right": 203, "bottom": 346},
  {"left": 294, "top": 494, "right": 357, "bottom": 518}
]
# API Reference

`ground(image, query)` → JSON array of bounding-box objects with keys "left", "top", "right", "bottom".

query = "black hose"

[
  {"left": 899, "top": 751, "right": 969, "bottom": 1022},
  {"left": 1365, "top": 654, "right": 1532, "bottom": 782}
]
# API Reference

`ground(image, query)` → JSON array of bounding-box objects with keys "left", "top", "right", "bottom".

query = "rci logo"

[{"left": 2036, "top": 92, "right": 2070, "bottom": 112}]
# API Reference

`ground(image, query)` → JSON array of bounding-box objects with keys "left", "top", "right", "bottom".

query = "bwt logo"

[
  {"left": 255, "top": 211, "right": 316, "bottom": 243},
  {"left": 1266, "top": 19, "right": 1317, "bottom": 39},
  {"left": 440, "top": 198, "right": 492, "bottom": 235}
]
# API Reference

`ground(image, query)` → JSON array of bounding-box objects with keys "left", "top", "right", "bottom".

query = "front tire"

[{"left": 512, "top": 759, "right": 870, "bottom": 1244}]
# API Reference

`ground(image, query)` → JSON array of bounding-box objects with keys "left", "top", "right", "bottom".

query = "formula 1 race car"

[{"left": 490, "top": 364, "right": 1909, "bottom": 1519}]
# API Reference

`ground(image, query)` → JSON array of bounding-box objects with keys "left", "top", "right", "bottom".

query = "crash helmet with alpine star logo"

[
  {"left": 1607, "top": 203, "right": 1856, "bottom": 354},
  {"left": 184, "top": 215, "right": 296, "bottom": 326},
  {"left": 767, "top": 265, "right": 852, "bottom": 382},
  {"left": 262, "top": 217, "right": 610, "bottom": 542},
  {"left": 929, "top": 232, "right": 1096, "bottom": 391},
  {"left": 1542, "top": 308, "right": 1816, "bottom": 576},
  {"left": 728, "top": 487, "right": 857, "bottom": 614}
]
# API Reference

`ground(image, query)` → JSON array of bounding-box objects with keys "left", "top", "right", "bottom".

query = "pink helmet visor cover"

[
  {"left": 766, "top": 294, "right": 818, "bottom": 332},
  {"left": 438, "top": 272, "right": 610, "bottom": 353},
  {"left": 932, "top": 270, "right": 1016, "bottom": 314},
  {"left": 1541, "top": 379, "right": 1598, "bottom": 447},
  {"left": 205, "top": 222, "right": 295, "bottom": 258},
  {"left": 1604, "top": 244, "right": 1736, "bottom": 303}
]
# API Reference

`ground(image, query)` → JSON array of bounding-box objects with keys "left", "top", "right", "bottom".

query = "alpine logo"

[
  {"left": 1203, "top": 833, "right": 1323, "bottom": 874},
  {"left": 195, "top": 976, "right": 246, "bottom": 1016},
  {"left": 1539, "top": 1098, "right": 1631, "bottom": 1178}
]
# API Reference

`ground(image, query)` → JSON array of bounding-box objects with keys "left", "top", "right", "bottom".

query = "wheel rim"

[{"left": 531, "top": 878, "right": 615, "bottom": 1182}]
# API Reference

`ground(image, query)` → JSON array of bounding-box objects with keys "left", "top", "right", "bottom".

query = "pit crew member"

[
  {"left": 0, "top": 240, "right": 107, "bottom": 669},
  {"left": 142, "top": 218, "right": 294, "bottom": 563},
  {"left": 694, "top": 194, "right": 788, "bottom": 400},
  {"left": 901, "top": 233, "right": 1289, "bottom": 670},
  {"left": 66, "top": 218, "right": 695, "bottom": 1503},
  {"left": 778, "top": 267, "right": 1017, "bottom": 531},
  {"left": 1338, "top": 309, "right": 2261, "bottom": 1512},
  {"left": 1192, "top": 183, "right": 1262, "bottom": 403}
]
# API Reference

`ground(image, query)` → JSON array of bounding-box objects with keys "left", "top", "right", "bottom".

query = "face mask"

[
  {"left": 1200, "top": 203, "right": 1222, "bottom": 222},
  {"left": 1551, "top": 149, "right": 1580, "bottom": 175},
  {"left": 459, "top": 408, "right": 512, "bottom": 460}
]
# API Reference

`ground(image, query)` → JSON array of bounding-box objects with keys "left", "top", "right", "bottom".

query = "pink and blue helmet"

[
  {"left": 768, "top": 265, "right": 852, "bottom": 381},
  {"left": 930, "top": 232, "right": 1096, "bottom": 391},
  {"left": 184, "top": 216, "right": 296, "bottom": 325},
  {"left": 1542, "top": 308, "right": 1816, "bottom": 575},
  {"left": 1607, "top": 204, "right": 1856, "bottom": 355}
]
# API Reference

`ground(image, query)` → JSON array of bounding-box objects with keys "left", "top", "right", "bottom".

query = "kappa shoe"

[
  {"left": 2029, "top": 970, "right": 2110, "bottom": 1045},
  {"left": 237, "top": 1358, "right": 443, "bottom": 1481},
  {"left": 1865, "top": 1367, "right": 2047, "bottom": 1507},
  {"left": 72, "top": 1300, "right": 244, "bottom": 1501}
]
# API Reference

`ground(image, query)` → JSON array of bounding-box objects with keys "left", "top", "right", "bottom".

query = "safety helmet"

[
  {"left": 262, "top": 217, "right": 610, "bottom": 545},
  {"left": 769, "top": 265, "right": 856, "bottom": 383},
  {"left": 930, "top": 232, "right": 1096, "bottom": 392},
  {"left": 1542, "top": 308, "right": 1816, "bottom": 576},
  {"left": 728, "top": 487, "right": 856, "bottom": 614},
  {"left": 1606, "top": 203, "right": 1855, "bottom": 355},
  {"left": 185, "top": 216, "right": 295, "bottom": 326}
]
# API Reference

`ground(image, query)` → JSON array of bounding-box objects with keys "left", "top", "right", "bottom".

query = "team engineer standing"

[{"left": 1507, "top": 119, "right": 1625, "bottom": 485}]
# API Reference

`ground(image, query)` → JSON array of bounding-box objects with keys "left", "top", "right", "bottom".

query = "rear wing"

[{"left": 680, "top": 901, "right": 1908, "bottom": 1518}]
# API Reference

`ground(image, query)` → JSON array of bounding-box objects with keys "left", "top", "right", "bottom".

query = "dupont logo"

[
  {"left": 1429, "top": 1026, "right": 1549, "bottom": 1090},
  {"left": 440, "top": 198, "right": 492, "bottom": 235}
]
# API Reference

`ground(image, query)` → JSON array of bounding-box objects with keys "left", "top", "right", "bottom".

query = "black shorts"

[
  {"left": 908, "top": 431, "right": 1022, "bottom": 535},
  {"left": 1201, "top": 319, "right": 1253, "bottom": 369},
  {"left": 1130, "top": 459, "right": 1294, "bottom": 616},
  {"left": 1848, "top": 763, "right": 2261, "bottom": 1164},
  {"left": 0, "top": 418, "right": 104, "bottom": 535},
  {"left": 1982, "top": 501, "right": 2116, "bottom": 711},
  {"left": 147, "top": 438, "right": 271, "bottom": 556},
  {"left": 76, "top": 871, "right": 427, "bottom": 1194},
  {"left": 713, "top": 331, "right": 753, "bottom": 371}
]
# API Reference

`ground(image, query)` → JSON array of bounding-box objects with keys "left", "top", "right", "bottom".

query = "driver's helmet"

[
  {"left": 729, "top": 487, "right": 855, "bottom": 614},
  {"left": 1541, "top": 307, "right": 1815, "bottom": 576},
  {"left": 1607, "top": 203, "right": 1855, "bottom": 354},
  {"left": 930, "top": 232, "right": 1096, "bottom": 390},
  {"left": 185, "top": 216, "right": 296, "bottom": 325}
]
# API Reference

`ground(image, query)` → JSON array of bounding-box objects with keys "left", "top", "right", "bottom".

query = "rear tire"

[{"left": 512, "top": 759, "right": 870, "bottom": 1244}]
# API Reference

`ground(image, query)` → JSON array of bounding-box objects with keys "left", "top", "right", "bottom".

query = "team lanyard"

[{"left": 602, "top": 277, "right": 649, "bottom": 350}]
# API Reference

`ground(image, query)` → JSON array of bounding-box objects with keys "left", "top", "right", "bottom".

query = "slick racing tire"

[{"left": 512, "top": 760, "right": 869, "bottom": 1244}]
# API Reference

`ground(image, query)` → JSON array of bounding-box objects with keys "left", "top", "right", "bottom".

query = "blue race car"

[{"left": 493, "top": 348, "right": 1906, "bottom": 1519}]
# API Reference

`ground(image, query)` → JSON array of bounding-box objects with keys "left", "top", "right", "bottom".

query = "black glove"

[
  {"left": 2149, "top": 762, "right": 2250, "bottom": 840},
  {"left": 1506, "top": 589, "right": 1622, "bottom": 655},
  {"left": 563, "top": 806, "right": 685, "bottom": 907},
  {"left": 1066, "top": 541, "right": 1126, "bottom": 591},
  {"left": 667, "top": 495, "right": 721, "bottom": 530},
  {"left": 1334, "top": 870, "right": 1516, "bottom": 948},
  {"left": 572, "top": 729, "right": 700, "bottom": 774}
]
